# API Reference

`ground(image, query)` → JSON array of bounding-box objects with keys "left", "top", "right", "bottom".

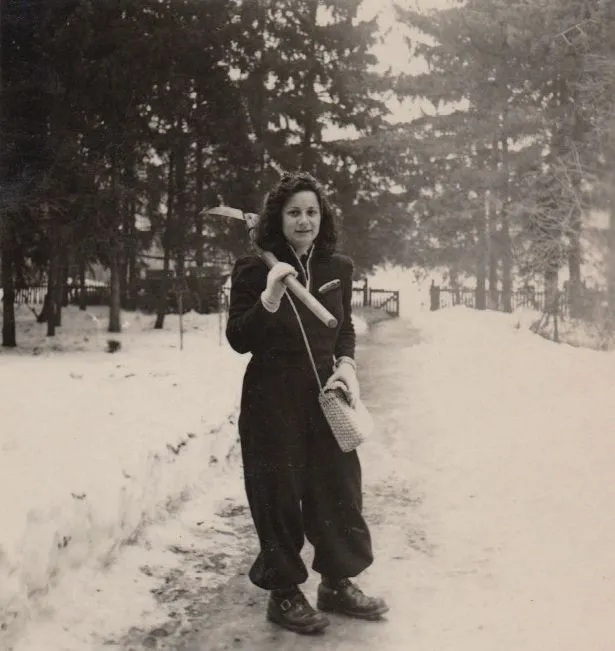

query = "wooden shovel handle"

[{"left": 259, "top": 249, "right": 338, "bottom": 328}]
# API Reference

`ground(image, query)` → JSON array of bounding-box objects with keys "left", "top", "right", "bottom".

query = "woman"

[{"left": 226, "top": 172, "right": 388, "bottom": 635}]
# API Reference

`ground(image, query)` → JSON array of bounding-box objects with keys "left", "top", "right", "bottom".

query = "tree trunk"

[
  {"left": 119, "top": 188, "right": 138, "bottom": 310},
  {"left": 501, "top": 217, "right": 513, "bottom": 313},
  {"left": 300, "top": 0, "right": 319, "bottom": 174},
  {"left": 119, "top": 198, "right": 129, "bottom": 308},
  {"left": 567, "top": 212, "right": 583, "bottom": 318},
  {"left": 608, "top": 178, "right": 615, "bottom": 324},
  {"left": 78, "top": 254, "right": 87, "bottom": 311},
  {"left": 119, "top": 159, "right": 137, "bottom": 309},
  {"left": 154, "top": 151, "right": 175, "bottom": 330},
  {"left": 175, "top": 140, "right": 187, "bottom": 313},
  {"left": 127, "top": 197, "right": 138, "bottom": 309},
  {"left": 53, "top": 248, "right": 68, "bottom": 327},
  {"left": 46, "top": 236, "right": 58, "bottom": 336},
  {"left": 53, "top": 263, "right": 64, "bottom": 327},
  {"left": 500, "top": 136, "right": 513, "bottom": 313},
  {"left": 194, "top": 134, "right": 204, "bottom": 268},
  {"left": 108, "top": 161, "right": 122, "bottom": 333},
  {"left": 231, "top": 0, "right": 269, "bottom": 207},
  {"left": 487, "top": 187, "right": 499, "bottom": 310},
  {"left": 253, "top": 2, "right": 269, "bottom": 193},
  {"left": 0, "top": 5, "right": 14, "bottom": 347},
  {"left": 561, "top": 80, "right": 583, "bottom": 319},
  {"left": 545, "top": 268, "right": 559, "bottom": 316},
  {"left": 475, "top": 201, "right": 488, "bottom": 311},
  {"left": 1, "top": 225, "right": 17, "bottom": 347},
  {"left": 108, "top": 241, "right": 121, "bottom": 332},
  {"left": 62, "top": 260, "right": 70, "bottom": 307},
  {"left": 154, "top": 251, "right": 172, "bottom": 330}
]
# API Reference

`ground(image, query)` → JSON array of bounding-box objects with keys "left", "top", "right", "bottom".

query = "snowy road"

[{"left": 163, "top": 316, "right": 427, "bottom": 651}]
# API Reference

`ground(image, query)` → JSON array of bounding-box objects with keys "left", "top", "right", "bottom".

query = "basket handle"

[{"left": 286, "top": 293, "right": 325, "bottom": 394}]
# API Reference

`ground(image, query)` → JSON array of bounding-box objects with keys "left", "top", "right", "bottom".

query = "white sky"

[
  {"left": 324, "top": 0, "right": 455, "bottom": 136},
  {"left": 361, "top": 0, "right": 455, "bottom": 70}
]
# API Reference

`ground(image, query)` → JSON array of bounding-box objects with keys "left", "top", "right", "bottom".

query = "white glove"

[
  {"left": 261, "top": 262, "right": 297, "bottom": 311},
  {"left": 324, "top": 360, "right": 360, "bottom": 407}
]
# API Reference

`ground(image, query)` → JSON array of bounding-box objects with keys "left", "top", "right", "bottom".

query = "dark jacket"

[{"left": 226, "top": 245, "right": 355, "bottom": 364}]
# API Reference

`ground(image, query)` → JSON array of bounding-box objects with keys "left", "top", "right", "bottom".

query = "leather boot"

[
  {"left": 267, "top": 588, "right": 330, "bottom": 634},
  {"left": 317, "top": 578, "right": 389, "bottom": 620}
]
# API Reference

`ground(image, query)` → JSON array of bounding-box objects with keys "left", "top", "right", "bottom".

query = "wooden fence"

[
  {"left": 220, "top": 285, "right": 399, "bottom": 317},
  {"left": 217, "top": 284, "right": 399, "bottom": 317},
  {"left": 435, "top": 287, "right": 547, "bottom": 313},
  {"left": 432, "top": 284, "right": 607, "bottom": 320},
  {"left": 11, "top": 284, "right": 110, "bottom": 306},
  {"left": 352, "top": 287, "right": 399, "bottom": 316},
  {"left": 10, "top": 282, "right": 400, "bottom": 318}
]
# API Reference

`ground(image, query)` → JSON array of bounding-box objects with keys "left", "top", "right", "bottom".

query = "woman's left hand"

[{"left": 324, "top": 361, "right": 360, "bottom": 407}]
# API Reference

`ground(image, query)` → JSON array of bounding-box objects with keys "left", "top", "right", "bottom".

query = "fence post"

[
  {"left": 363, "top": 277, "right": 369, "bottom": 307},
  {"left": 430, "top": 281, "right": 440, "bottom": 311},
  {"left": 553, "top": 290, "right": 560, "bottom": 343}
]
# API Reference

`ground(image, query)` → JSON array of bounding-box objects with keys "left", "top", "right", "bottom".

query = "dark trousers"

[{"left": 238, "top": 357, "right": 374, "bottom": 591}]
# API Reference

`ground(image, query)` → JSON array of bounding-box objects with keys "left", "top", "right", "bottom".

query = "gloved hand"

[
  {"left": 324, "top": 359, "right": 360, "bottom": 408},
  {"left": 261, "top": 262, "right": 297, "bottom": 311}
]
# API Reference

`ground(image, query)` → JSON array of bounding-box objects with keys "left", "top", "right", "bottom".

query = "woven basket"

[
  {"left": 318, "top": 386, "right": 374, "bottom": 453},
  {"left": 284, "top": 292, "right": 374, "bottom": 454}
]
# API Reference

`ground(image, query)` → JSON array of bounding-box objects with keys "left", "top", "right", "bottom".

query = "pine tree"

[
  {"left": 227, "top": 0, "right": 393, "bottom": 271},
  {"left": 393, "top": 0, "right": 609, "bottom": 314},
  {"left": 392, "top": 1, "right": 545, "bottom": 308}
]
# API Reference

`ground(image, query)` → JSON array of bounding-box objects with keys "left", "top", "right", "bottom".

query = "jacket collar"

[
  {"left": 267, "top": 243, "right": 314, "bottom": 289},
  {"left": 286, "top": 243, "right": 314, "bottom": 291}
]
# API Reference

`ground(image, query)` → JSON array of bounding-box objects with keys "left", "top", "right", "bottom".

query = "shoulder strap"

[{"left": 285, "top": 293, "right": 324, "bottom": 394}]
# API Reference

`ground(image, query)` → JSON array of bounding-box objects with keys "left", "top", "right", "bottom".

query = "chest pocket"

[{"left": 316, "top": 278, "right": 344, "bottom": 322}]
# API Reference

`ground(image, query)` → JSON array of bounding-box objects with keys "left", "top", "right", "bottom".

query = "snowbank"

[
  {"left": 528, "top": 311, "right": 615, "bottom": 351},
  {"left": 402, "top": 305, "right": 615, "bottom": 440},
  {"left": 367, "top": 263, "right": 615, "bottom": 353},
  {"left": 0, "top": 306, "right": 247, "bottom": 647}
]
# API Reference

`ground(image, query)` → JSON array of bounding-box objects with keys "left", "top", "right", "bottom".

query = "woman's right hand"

[{"left": 261, "top": 262, "right": 297, "bottom": 309}]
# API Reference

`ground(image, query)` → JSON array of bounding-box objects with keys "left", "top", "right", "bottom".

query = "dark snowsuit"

[{"left": 225, "top": 245, "right": 374, "bottom": 591}]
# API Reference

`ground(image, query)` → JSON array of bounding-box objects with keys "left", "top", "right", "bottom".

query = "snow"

[
  {"left": 0, "top": 304, "right": 371, "bottom": 650},
  {"left": 3, "top": 274, "right": 615, "bottom": 649},
  {"left": 369, "top": 306, "right": 615, "bottom": 650},
  {"left": 0, "top": 306, "right": 247, "bottom": 649}
]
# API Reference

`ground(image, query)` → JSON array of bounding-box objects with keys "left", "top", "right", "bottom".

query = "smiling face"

[{"left": 281, "top": 190, "right": 321, "bottom": 256}]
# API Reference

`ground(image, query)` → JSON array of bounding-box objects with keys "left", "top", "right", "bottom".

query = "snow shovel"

[{"left": 204, "top": 205, "right": 338, "bottom": 328}]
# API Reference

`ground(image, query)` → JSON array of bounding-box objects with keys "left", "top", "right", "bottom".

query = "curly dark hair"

[{"left": 255, "top": 171, "right": 338, "bottom": 256}]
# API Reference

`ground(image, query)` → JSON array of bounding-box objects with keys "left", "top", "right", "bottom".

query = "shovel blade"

[{"left": 204, "top": 205, "right": 245, "bottom": 221}]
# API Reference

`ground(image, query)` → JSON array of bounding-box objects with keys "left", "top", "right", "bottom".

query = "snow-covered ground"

[
  {"left": 0, "top": 306, "right": 248, "bottom": 649},
  {"left": 3, "top": 270, "right": 615, "bottom": 649},
  {"left": 373, "top": 306, "right": 615, "bottom": 651}
]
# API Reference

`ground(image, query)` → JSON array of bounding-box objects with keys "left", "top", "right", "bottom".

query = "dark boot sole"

[
  {"left": 267, "top": 612, "right": 330, "bottom": 635},
  {"left": 318, "top": 602, "right": 389, "bottom": 621}
]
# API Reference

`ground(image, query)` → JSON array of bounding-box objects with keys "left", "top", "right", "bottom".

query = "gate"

[{"left": 352, "top": 287, "right": 399, "bottom": 317}]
